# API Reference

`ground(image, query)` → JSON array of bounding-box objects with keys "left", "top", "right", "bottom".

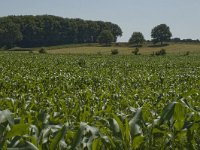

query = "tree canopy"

[
  {"left": 151, "top": 24, "right": 172, "bottom": 45},
  {"left": 0, "top": 19, "right": 22, "bottom": 48},
  {"left": 129, "top": 32, "right": 145, "bottom": 46},
  {"left": 97, "top": 30, "right": 114, "bottom": 45},
  {"left": 0, "top": 15, "right": 122, "bottom": 48}
]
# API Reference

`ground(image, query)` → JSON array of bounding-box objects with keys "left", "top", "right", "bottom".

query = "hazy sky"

[{"left": 0, "top": 0, "right": 199, "bottom": 42}]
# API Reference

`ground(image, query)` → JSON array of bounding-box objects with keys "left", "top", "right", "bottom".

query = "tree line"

[
  {"left": 171, "top": 38, "right": 200, "bottom": 43},
  {"left": 129, "top": 24, "right": 200, "bottom": 47},
  {"left": 129, "top": 24, "right": 172, "bottom": 46},
  {"left": 0, "top": 15, "right": 199, "bottom": 49},
  {"left": 0, "top": 15, "right": 122, "bottom": 48},
  {"left": 98, "top": 24, "right": 173, "bottom": 46}
]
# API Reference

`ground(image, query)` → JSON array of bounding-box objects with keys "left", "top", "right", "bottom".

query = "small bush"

[
  {"left": 155, "top": 49, "right": 166, "bottom": 56},
  {"left": 132, "top": 48, "right": 139, "bottom": 55},
  {"left": 184, "top": 51, "right": 190, "bottom": 56},
  {"left": 160, "top": 49, "right": 166, "bottom": 55},
  {"left": 39, "top": 48, "right": 47, "bottom": 54},
  {"left": 111, "top": 49, "right": 119, "bottom": 55}
]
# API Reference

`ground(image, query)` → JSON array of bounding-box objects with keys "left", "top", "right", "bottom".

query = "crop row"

[{"left": 0, "top": 53, "right": 200, "bottom": 149}]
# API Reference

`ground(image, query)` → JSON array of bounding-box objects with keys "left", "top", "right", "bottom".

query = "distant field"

[
  {"left": 1, "top": 43, "right": 200, "bottom": 55},
  {"left": 47, "top": 43, "right": 200, "bottom": 55}
]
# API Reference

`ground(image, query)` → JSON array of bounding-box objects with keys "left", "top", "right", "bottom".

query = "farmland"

[
  {"left": 46, "top": 43, "right": 200, "bottom": 55},
  {"left": 2, "top": 42, "right": 200, "bottom": 55},
  {"left": 0, "top": 52, "right": 200, "bottom": 149}
]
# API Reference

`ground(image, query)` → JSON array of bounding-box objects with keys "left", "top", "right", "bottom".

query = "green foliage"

[
  {"left": 0, "top": 15, "right": 122, "bottom": 47},
  {"left": 132, "top": 47, "right": 140, "bottom": 55},
  {"left": 0, "top": 53, "right": 200, "bottom": 149},
  {"left": 129, "top": 32, "right": 145, "bottom": 46},
  {"left": 39, "top": 48, "right": 47, "bottom": 54},
  {"left": 98, "top": 30, "right": 114, "bottom": 45},
  {"left": 50, "top": 125, "right": 67, "bottom": 150},
  {"left": 155, "top": 49, "right": 166, "bottom": 56},
  {"left": 184, "top": 51, "right": 190, "bottom": 56},
  {"left": 0, "top": 20, "right": 22, "bottom": 48},
  {"left": 151, "top": 24, "right": 172, "bottom": 45}
]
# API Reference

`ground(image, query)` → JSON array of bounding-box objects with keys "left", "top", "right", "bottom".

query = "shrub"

[
  {"left": 132, "top": 48, "right": 140, "bottom": 55},
  {"left": 160, "top": 49, "right": 166, "bottom": 55},
  {"left": 184, "top": 51, "right": 190, "bottom": 56},
  {"left": 39, "top": 48, "right": 47, "bottom": 54},
  {"left": 111, "top": 49, "right": 119, "bottom": 55},
  {"left": 155, "top": 49, "right": 166, "bottom": 56}
]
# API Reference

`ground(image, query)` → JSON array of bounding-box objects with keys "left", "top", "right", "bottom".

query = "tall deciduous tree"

[
  {"left": 0, "top": 20, "right": 22, "bottom": 48},
  {"left": 0, "top": 15, "right": 122, "bottom": 48},
  {"left": 97, "top": 30, "right": 114, "bottom": 45},
  {"left": 151, "top": 24, "right": 172, "bottom": 45},
  {"left": 129, "top": 32, "right": 145, "bottom": 46}
]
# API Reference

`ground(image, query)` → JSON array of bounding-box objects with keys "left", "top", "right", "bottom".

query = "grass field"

[
  {"left": 46, "top": 43, "right": 200, "bottom": 55},
  {"left": 2, "top": 43, "right": 200, "bottom": 55},
  {"left": 0, "top": 52, "right": 200, "bottom": 149}
]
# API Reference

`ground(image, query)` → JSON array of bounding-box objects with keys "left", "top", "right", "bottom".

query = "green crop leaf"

[
  {"left": 7, "top": 124, "right": 30, "bottom": 138},
  {"left": 92, "top": 138, "right": 101, "bottom": 150},
  {"left": 7, "top": 142, "right": 39, "bottom": 150},
  {"left": 125, "top": 119, "right": 131, "bottom": 143},
  {"left": 132, "top": 135, "right": 144, "bottom": 149},
  {"left": 108, "top": 118, "right": 120, "bottom": 134},
  {"left": 7, "top": 136, "right": 21, "bottom": 148},
  {"left": 25, "top": 141, "right": 39, "bottom": 150},
  {"left": 159, "top": 102, "right": 176, "bottom": 125},
  {"left": 129, "top": 108, "right": 142, "bottom": 137},
  {"left": 112, "top": 113, "right": 125, "bottom": 138},
  {"left": 71, "top": 122, "right": 86, "bottom": 149},
  {"left": 174, "top": 102, "right": 186, "bottom": 131},
  {"left": 50, "top": 125, "right": 67, "bottom": 150}
]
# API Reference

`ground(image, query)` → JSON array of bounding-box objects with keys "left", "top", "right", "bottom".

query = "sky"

[{"left": 0, "top": 0, "right": 199, "bottom": 42}]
